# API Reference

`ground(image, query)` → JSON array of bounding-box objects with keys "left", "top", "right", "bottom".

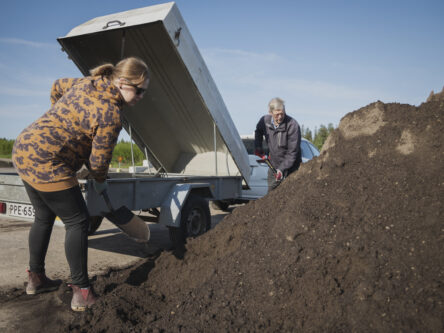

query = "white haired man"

[{"left": 254, "top": 97, "right": 302, "bottom": 191}]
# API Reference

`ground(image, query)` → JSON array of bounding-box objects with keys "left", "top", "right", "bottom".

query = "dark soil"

[{"left": 1, "top": 98, "right": 443, "bottom": 332}]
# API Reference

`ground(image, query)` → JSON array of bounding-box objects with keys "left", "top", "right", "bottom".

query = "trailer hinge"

[{"left": 174, "top": 27, "right": 182, "bottom": 47}]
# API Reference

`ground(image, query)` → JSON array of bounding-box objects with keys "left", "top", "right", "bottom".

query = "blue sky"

[{"left": 1, "top": 0, "right": 443, "bottom": 140}]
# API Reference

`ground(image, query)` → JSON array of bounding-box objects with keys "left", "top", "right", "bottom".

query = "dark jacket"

[{"left": 254, "top": 114, "right": 302, "bottom": 175}]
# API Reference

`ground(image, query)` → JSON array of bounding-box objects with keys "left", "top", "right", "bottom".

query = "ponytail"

[{"left": 90, "top": 63, "right": 114, "bottom": 77}]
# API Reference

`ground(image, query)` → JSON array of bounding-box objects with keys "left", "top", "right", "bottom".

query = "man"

[{"left": 254, "top": 97, "right": 302, "bottom": 191}]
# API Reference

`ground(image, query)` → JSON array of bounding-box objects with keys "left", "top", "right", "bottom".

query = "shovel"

[
  {"left": 254, "top": 151, "right": 277, "bottom": 175},
  {"left": 101, "top": 190, "right": 150, "bottom": 243},
  {"left": 257, "top": 157, "right": 277, "bottom": 175}
]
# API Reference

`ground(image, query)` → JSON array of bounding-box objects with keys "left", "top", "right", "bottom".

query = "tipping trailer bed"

[
  {"left": 0, "top": 3, "right": 250, "bottom": 243},
  {"left": 57, "top": 2, "right": 250, "bottom": 183}
]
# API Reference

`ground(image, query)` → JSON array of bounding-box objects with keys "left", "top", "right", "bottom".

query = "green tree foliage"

[
  {"left": 0, "top": 137, "right": 145, "bottom": 164},
  {"left": 0, "top": 138, "right": 15, "bottom": 157},
  {"left": 111, "top": 139, "right": 145, "bottom": 165},
  {"left": 301, "top": 123, "right": 336, "bottom": 150},
  {"left": 313, "top": 123, "right": 335, "bottom": 150},
  {"left": 301, "top": 125, "right": 313, "bottom": 142}
]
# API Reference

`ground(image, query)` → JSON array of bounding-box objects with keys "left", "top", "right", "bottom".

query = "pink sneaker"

[{"left": 69, "top": 284, "right": 97, "bottom": 311}]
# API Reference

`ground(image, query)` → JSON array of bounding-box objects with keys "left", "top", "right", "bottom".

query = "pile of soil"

[
  {"left": 426, "top": 86, "right": 444, "bottom": 102},
  {"left": 2, "top": 97, "right": 444, "bottom": 332}
]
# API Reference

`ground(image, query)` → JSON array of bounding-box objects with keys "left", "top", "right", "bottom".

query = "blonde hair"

[
  {"left": 268, "top": 97, "right": 285, "bottom": 114},
  {"left": 90, "top": 57, "right": 149, "bottom": 85}
]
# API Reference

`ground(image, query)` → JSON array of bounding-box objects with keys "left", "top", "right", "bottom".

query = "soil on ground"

[{"left": 1, "top": 97, "right": 443, "bottom": 333}]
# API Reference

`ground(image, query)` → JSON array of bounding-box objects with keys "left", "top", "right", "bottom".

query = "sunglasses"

[{"left": 123, "top": 80, "right": 147, "bottom": 96}]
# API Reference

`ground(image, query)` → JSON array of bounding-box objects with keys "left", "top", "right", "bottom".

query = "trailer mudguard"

[{"left": 159, "top": 183, "right": 213, "bottom": 227}]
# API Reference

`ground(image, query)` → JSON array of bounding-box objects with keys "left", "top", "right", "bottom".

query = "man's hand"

[
  {"left": 93, "top": 179, "right": 108, "bottom": 195},
  {"left": 275, "top": 169, "right": 283, "bottom": 181},
  {"left": 254, "top": 148, "right": 266, "bottom": 159}
]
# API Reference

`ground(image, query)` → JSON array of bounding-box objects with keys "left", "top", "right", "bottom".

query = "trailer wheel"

[
  {"left": 88, "top": 216, "right": 103, "bottom": 235},
  {"left": 168, "top": 194, "right": 211, "bottom": 247}
]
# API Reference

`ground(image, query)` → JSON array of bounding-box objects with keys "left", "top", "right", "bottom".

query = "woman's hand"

[{"left": 93, "top": 180, "right": 108, "bottom": 194}]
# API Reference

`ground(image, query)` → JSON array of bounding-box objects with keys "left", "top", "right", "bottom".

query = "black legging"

[{"left": 23, "top": 181, "right": 90, "bottom": 287}]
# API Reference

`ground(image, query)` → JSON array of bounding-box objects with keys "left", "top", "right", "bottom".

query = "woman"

[{"left": 12, "top": 57, "right": 149, "bottom": 311}]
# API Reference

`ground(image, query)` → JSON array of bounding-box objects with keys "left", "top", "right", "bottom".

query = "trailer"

[{"left": 0, "top": 2, "right": 251, "bottom": 245}]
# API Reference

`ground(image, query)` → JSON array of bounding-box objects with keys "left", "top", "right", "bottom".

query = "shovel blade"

[
  {"left": 105, "top": 206, "right": 134, "bottom": 225},
  {"left": 105, "top": 206, "right": 150, "bottom": 243},
  {"left": 119, "top": 215, "right": 150, "bottom": 243}
]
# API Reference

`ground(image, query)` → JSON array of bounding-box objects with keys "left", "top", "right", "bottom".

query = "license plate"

[{"left": 7, "top": 203, "right": 35, "bottom": 219}]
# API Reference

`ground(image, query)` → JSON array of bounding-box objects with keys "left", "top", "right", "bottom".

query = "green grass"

[{"left": 0, "top": 154, "right": 11, "bottom": 159}]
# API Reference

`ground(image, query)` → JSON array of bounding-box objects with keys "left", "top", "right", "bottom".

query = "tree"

[
  {"left": 301, "top": 123, "right": 336, "bottom": 150},
  {"left": 313, "top": 123, "right": 335, "bottom": 150},
  {"left": 111, "top": 139, "right": 144, "bottom": 165},
  {"left": 0, "top": 138, "right": 15, "bottom": 157},
  {"left": 301, "top": 125, "right": 313, "bottom": 142}
]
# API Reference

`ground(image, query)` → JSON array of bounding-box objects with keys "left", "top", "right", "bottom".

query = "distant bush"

[
  {"left": 0, "top": 138, "right": 14, "bottom": 157},
  {"left": 111, "top": 140, "right": 145, "bottom": 165}
]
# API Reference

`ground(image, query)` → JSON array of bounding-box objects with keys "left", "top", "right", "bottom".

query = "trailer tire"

[
  {"left": 88, "top": 216, "right": 103, "bottom": 235},
  {"left": 210, "top": 200, "right": 230, "bottom": 211},
  {"left": 168, "top": 194, "right": 211, "bottom": 247}
]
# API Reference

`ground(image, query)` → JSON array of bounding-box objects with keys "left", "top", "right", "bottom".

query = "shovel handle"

[
  {"left": 257, "top": 158, "right": 277, "bottom": 174},
  {"left": 101, "top": 190, "right": 115, "bottom": 212},
  {"left": 264, "top": 159, "right": 277, "bottom": 174}
]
